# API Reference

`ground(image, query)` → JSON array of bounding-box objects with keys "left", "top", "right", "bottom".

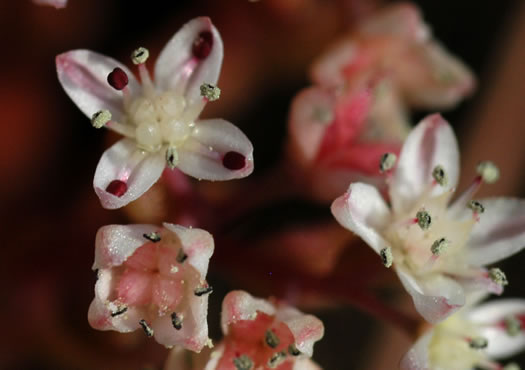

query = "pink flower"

[
  {"left": 401, "top": 297, "right": 525, "bottom": 370},
  {"left": 33, "top": 0, "right": 67, "bottom": 8},
  {"left": 56, "top": 17, "right": 254, "bottom": 209},
  {"left": 165, "top": 290, "right": 324, "bottom": 369},
  {"left": 331, "top": 114, "right": 525, "bottom": 323},
  {"left": 88, "top": 223, "right": 214, "bottom": 351}
]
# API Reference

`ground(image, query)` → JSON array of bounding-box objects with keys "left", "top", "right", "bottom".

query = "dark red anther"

[
  {"left": 192, "top": 31, "right": 213, "bottom": 59},
  {"left": 222, "top": 151, "right": 246, "bottom": 170},
  {"left": 106, "top": 179, "right": 127, "bottom": 197},
  {"left": 107, "top": 67, "right": 129, "bottom": 90}
]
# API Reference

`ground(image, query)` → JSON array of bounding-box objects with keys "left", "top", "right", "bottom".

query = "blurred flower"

[
  {"left": 401, "top": 297, "right": 525, "bottom": 370},
  {"left": 33, "top": 0, "right": 67, "bottom": 9},
  {"left": 88, "top": 223, "right": 214, "bottom": 352},
  {"left": 56, "top": 17, "right": 254, "bottom": 209},
  {"left": 165, "top": 290, "right": 324, "bottom": 369},
  {"left": 331, "top": 114, "right": 525, "bottom": 323}
]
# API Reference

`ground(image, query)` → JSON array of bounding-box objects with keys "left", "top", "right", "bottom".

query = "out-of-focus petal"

[
  {"left": 155, "top": 17, "right": 223, "bottom": 106},
  {"left": 93, "top": 139, "right": 165, "bottom": 209},
  {"left": 310, "top": 39, "right": 358, "bottom": 87},
  {"left": 389, "top": 114, "right": 459, "bottom": 214},
  {"left": 331, "top": 182, "right": 391, "bottom": 254},
  {"left": 56, "top": 50, "right": 139, "bottom": 122},
  {"left": 178, "top": 119, "right": 254, "bottom": 181},
  {"left": 33, "top": 0, "right": 67, "bottom": 8},
  {"left": 399, "top": 331, "right": 432, "bottom": 370},
  {"left": 466, "top": 197, "right": 525, "bottom": 266},
  {"left": 220, "top": 290, "right": 275, "bottom": 335},
  {"left": 396, "top": 267, "right": 464, "bottom": 324}
]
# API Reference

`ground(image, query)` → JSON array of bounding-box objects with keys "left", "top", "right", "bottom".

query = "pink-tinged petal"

[
  {"left": 93, "top": 224, "right": 157, "bottom": 269},
  {"left": 56, "top": 50, "right": 139, "bottom": 122},
  {"left": 93, "top": 139, "right": 165, "bottom": 209},
  {"left": 178, "top": 119, "right": 254, "bottom": 181},
  {"left": 163, "top": 223, "right": 214, "bottom": 277},
  {"left": 399, "top": 331, "right": 432, "bottom": 370},
  {"left": 468, "top": 299, "right": 525, "bottom": 358},
  {"left": 154, "top": 17, "right": 223, "bottom": 106},
  {"left": 330, "top": 182, "right": 391, "bottom": 254},
  {"left": 221, "top": 290, "right": 276, "bottom": 335},
  {"left": 117, "top": 269, "right": 154, "bottom": 306},
  {"left": 310, "top": 39, "right": 358, "bottom": 87},
  {"left": 396, "top": 267, "right": 464, "bottom": 324},
  {"left": 455, "top": 268, "right": 504, "bottom": 296},
  {"left": 466, "top": 197, "right": 525, "bottom": 266},
  {"left": 152, "top": 275, "right": 184, "bottom": 311},
  {"left": 33, "top": 0, "right": 67, "bottom": 8},
  {"left": 123, "top": 242, "right": 158, "bottom": 271},
  {"left": 389, "top": 114, "right": 459, "bottom": 214},
  {"left": 274, "top": 305, "right": 324, "bottom": 357}
]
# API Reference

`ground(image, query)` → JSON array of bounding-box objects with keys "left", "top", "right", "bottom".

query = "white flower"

[
  {"left": 401, "top": 297, "right": 525, "bottom": 370},
  {"left": 331, "top": 114, "right": 525, "bottom": 323},
  {"left": 56, "top": 17, "right": 254, "bottom": 209}
]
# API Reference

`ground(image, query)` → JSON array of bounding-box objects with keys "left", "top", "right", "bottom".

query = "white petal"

[
  {"left": 468, "top": 299, "right": 525, "bottom": 358},
  {"left": 93, "top": 224, "right": 158, "bottom": 269},
  {"left": 163, "top": 223, "right": 214, "bottom": 278},
  {"left": 155, "top": 17, "right": 223, "bottom": 106},
  {"left": 177, "top": 119, "right": 254, "bottom": 181},
  {"left": 466, "top": 197, "right": 525, "bottom": 266},
  {"left": 93, "top": 139, "right": 165, "bottom": 209},
  {"left": 56, "top": 50, "right": 139, "bottom": 122},
  {"left": 310, "top": 39, "right": 357, "bottom": 87},
  {"left": 220, "top": 290, "right": 275, "bottom": 335},
  {"left": 389, "top": 114, "right": 459, "bottom": 214},
  {"left": 399, "top": 331, "right": 432, "bottom": 370},
  {"left": 396, "top": 268, "right": 465, "bottom": 324},
  {"left": 330, "top": 182, "right": 391, "bottom": 254},
  {"left": 292, "top": 358, "right": 322, "bottom": 370}
]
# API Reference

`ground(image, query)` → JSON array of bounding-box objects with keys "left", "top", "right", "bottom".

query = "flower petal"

[
  {"left": 330, "top": 182, "right": 391, "bottom": 254},
  {"left": 310, "top": 39, "right": 358, "bottom": 87},
  {"left": 399, "top": 330, "right": 432, "bottom": 370},
  {"left": 93, "top": 139, "right": 166, "bottom": 209},
  {"left": 93, "top": 224, "right": 157, "bottom": 269},
  {"left": 220, "top": 290, "right": 276, "bottom": 335},
  {"left": 177, "top": 119, "right": 254, "bottom": 181},
  {"left": 466, "top": 197, "right": 525, "bottom": 266},
  {"left": 292, "top": 358, "right": 322, "bottom": 370},
  {"left": 154, "top": 17, "right": 223, "bottom": 106},
  {"left": 389, "top": 114, "right": 459, "bottom": 214},
  {"left": 56, "top": 50, "right": 139, "bottom": 122},
  {"left": 468, "top": 299, "right": 525, "bottom": 358},
  {"left": 396, "top": 267, "right": 464, "bottom": 324}
]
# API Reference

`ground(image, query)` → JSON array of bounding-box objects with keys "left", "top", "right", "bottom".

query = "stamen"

[
  {"left": 139, "top": 319, "right": 154, "bottom": 337},
  {"left": 166, "top": 146, "right": 179, "bottom": 169},
  {"left": 477, "top": 161, "right": 500, "bottom": 184},
  {"left": 200, "top": 83, "right": 221, "bottom": 101},
  {"left": 143, "top": 232, "right": 161, "bottom": 242},
  {"left": 488, "top": 267, "right": 508, "bottom": 286},
  {"left": 233, "top": 354, "right": 253, "bottom": 370},
  {"left": 107, "top": 67, "right": 129, "bottom": 90},
  {"left": 379, "top": 153, "right": 397, "bottom": 173},
  {"left": 504, "top": 315, "right": 522, "bottom": 336},
  {"left": 192, "top": 31, "right": 213, "bottom": 59},
  {"left": 110, "top": 305, "right": 128, "bottom": 317},
  {"left": 503, "top": 362, "right": 521, "bottom": 370},
  {"left": 416, "top": 209, "right": 432, "bottom": 230},
  {"left": 468, "top": 336, "right": 488, "bottom": 349},
  {"left": 468, "top": 200, "right": 485, "bottom": 214},
  {"left": 131, "top": 47, "right": 149, "bottom": 65},
  {"left": 380, "top": 247, "right": 393, "bottom": 268},
  {"left": 222, "top": 151, "right": 246, "bottom": 170},
  {"left": 432, "top": 165, "right": 448, "bottom": 186},
  {"left": 288, "top": 344, "right": 301, "bottom": 356},
  {"left": 431, "top": 238, "right": 450, "bottom": 256},
  {"left": 106, "top": 180, "right": 127, "bottom": 197},
  {"left": 176, "top": 249, "right": 187, "bottom": 263},
  {"left": 91, "top": 110, "right": 111, "bottom": 128},
  {"left": 138, "top": 64, "right": 155, "bottom": 96},
  {"left": 171, "top": 312, "right": 183, "bottom": 330},
  {"left": 194, "top": 286, "right": 213, "bottom": 296},
  {"left": 268, "top": 351, "right": 287, "bottom": 368},
  {"left": 265, "top": 329, "right": 280, "bottom": 348}
]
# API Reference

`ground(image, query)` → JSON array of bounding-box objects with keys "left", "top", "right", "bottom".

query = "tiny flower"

[
  {"left": 401, "top": 298, "right": 525, "bottom": 370},
  {"left": 331, "top": 114, "right": 525, "bottom": 323},
  {"left": 56, "top": 17, "right": 254, "bottom": 209},
  {"left": 88, "top": 223, "right": 214, "bottom": 351}
]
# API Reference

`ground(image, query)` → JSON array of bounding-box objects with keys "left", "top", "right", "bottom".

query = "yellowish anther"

[
  {"left": 469, "top": 337, "right": 488, "bottom": 349},
  {"left": 504, "top": 315, "right": 521, "bottom": 336},
  {"left": 268, "top": 351, "right": 286, "bottom": 368},
  {"left": 468, "top": 200, "right": 485, "bottom": 214},
  {"left": 265, "top": 330, "right": 280, "bottom": 348},
  {"left": 200, "top": 83, "right": 221, "bottom": 101},
  {"left": 432, "top": 165, "right": 448, "bottom": 186},
  {"left": 489, "top": 267, "right": 508, "bottom": 286},
  {"left": 504, "top": 363, "right": 521, "bottom": 370},
  {"left": 431, "top": 238, "right": 449, "bottom": 256},
  {"left": 379, "top": 153, "right": 397, "bottom": 173},
  {"left": 166, "top": 146, "right": 178, "bottom": 169},
  {"left": 233, "top": 354, "right": 253, "bottom": 370},
  {"left": 131, "top": 47, "right": 149, "bottom": 65},
  {"left": 91, "top": 109, "right": 111, "bottom": 128},
  {"left": 380, "top": 247, "right": 393, "bottom": 268},
  {"left": 416, "top": 209, "right": 432, "bottom": 230},
  {"left": 477, "top": 161, "right": 500, "bottom": 184}
]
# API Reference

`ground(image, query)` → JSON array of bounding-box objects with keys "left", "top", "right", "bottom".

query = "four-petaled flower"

[
  {"left": 88, "top": 223, "right": 214, "bottom": 352},
  {"left": 56, "top": 17, "right": 254, "bottom": 209},
  {"left": 331, "top": 113, "right": 525, "bottom": 323}
]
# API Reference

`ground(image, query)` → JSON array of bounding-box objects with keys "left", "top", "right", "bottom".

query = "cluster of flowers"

[{"left": 56, "top": 3, "right": 525, "bottom": 369}]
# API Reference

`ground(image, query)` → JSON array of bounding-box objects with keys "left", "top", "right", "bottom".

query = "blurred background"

[{"left": 1, "top": 0, "right": 524, "bottom": 368}]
